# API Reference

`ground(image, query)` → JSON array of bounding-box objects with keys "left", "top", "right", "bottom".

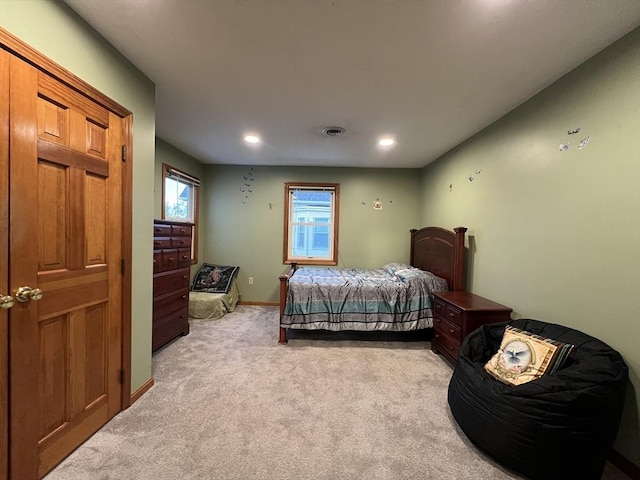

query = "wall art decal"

[
  {"left": 468, "top": 169, "right": 481, "bottom": 182},
  {"left": 559, "top": 127, "right": 590, "bottom": 152},
  {"left": 578, "top": 136, "right": 590, "bottom": 150},
  {"left": 240, "top": 167, "right": 255, "bottom": 204}
]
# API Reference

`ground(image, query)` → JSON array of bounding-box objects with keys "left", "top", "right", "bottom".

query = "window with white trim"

[
  {"left": 162, "top": 163, "right": 199, "bottom": 263},
  {"left": 284, "top": 183, "right": 339, "bottom": 265}
]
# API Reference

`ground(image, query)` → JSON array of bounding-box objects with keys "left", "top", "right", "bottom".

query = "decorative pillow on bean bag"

[
  {"left": 484, "top": 325, "right": 574, "bottom": 386},
  {"left": 191, "top": 264, "right": 239, "bottom": 293}
]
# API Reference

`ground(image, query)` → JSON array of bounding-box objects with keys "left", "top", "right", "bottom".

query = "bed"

[{"left": 278, "top": 226, "right": 467, "bottom": 344}]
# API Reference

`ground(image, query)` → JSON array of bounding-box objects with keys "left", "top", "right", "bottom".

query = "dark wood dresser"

[
  {"left": 152, "top": 219, "right": 193, "bottom": 352},
  {"left": 431, "top": 291, "right": 512, "bottom": 366}
]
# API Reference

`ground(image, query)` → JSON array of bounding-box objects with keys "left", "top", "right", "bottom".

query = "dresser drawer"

[
  {"left": 171, "top": 225, "right": 192, "bottom": 237},
  {"left": 177, "top": 248, "right": 191, "bottom": 267},
  {"left": 434, "top": 316, "right": 461, "bottom": 341},
  {"left": 153, "top": 250, "right": 161, "bottom": 273},
  {"left": 161, "top": 249, "right": 179, "bottom": 270},
  {"left": 153, "top": 288, "right": 189, "bottom": 320},
  {"left": 153, "top": 267, "right": 191, "bottom": 296},
  {"left": 153, "top": 224, "right": 171, "bottom": 236},
  {"left": 171, "top": 236, "right": 192, "bottom": 248},
  {"left": 153, "top": 237, "right": 171, "bottom": 249},
  {"left": 152, "top": 306, "right": 189, "bottom": 351}
]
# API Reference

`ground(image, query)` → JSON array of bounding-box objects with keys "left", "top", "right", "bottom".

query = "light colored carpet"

[{"left": 45, "top": 306, "right": 630, "bottom": 480}]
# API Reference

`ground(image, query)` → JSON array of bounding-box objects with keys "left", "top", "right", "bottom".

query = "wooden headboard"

[{"left": 410, "top": 226, "right": 467, "bottom": 291}]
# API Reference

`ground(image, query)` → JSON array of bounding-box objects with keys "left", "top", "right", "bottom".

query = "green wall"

[
  {"left": 0, "top": 0, "right": 156, "bottom": 393},
  {"left": 419, "top": 28, "right": 640, "bottom": 465},
  {"left": 154, "top": 138, "right": 207, "bottom": 276},
  {"left": 204, "top": 166, "right": 421, "bottom": 302}
]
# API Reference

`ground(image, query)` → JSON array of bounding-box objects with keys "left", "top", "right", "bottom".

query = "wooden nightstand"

[{"left": 431, "top": 291, "right": 512, "bottom": 366}]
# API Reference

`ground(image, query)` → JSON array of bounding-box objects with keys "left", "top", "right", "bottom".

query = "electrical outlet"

[{"left": 248, "top": 277, "right": 254, "bottom": 285}]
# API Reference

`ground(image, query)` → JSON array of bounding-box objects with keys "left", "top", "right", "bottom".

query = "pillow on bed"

[
  {"left": 381, "top": 263, "right": 412, "bottom": 274},
  {"left": 191, "top": 264, "right": 239, "bottom": 293},
  {"left": 393, "top": 267, "right": 424, "bottom": 280},
  {"left": 484, "top": 326, "right": 574, "bottom": 386}
]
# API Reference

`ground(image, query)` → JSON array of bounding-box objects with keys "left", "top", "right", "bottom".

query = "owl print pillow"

[{"left": 484, "top": 326, "right": 574, "bottom": 386}]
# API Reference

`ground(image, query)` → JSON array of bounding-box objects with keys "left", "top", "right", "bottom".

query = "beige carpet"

[{"left": 45, "top": 306, "right": 630, "bottom": 480}]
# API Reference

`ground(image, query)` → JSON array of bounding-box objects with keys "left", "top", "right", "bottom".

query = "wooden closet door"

[{"left": 8, "top": 55, "right": 124, "bottom": 479}]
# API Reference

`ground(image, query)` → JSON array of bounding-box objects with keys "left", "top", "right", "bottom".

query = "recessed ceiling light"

[
  {"left": 378, "top": 137, "right": 395, "bottom": 147},
  {"left": 244, "top": 134, "right": 261, "bottom": 144}
]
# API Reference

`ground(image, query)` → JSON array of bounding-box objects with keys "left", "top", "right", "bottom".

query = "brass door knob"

[
  {"left": 15, "top": 286, "right": 44, "bottom": 303},
  {"left": 0, "top": 295, "right": 15, "bottom": 309}
]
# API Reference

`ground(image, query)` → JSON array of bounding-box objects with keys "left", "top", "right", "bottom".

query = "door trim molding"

[
  {"left": 0, "top": 48, "right": 9, "bottom": 480},
  {"left": 0, "top": 27, "right": 130, "bottom": 118}
]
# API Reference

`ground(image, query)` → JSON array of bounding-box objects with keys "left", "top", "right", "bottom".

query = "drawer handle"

[
  {"left": 449, "top": 328, "right": 455, "bottom": 334},
  {"left": 181, "top": 295, "right": 187, "bottom": 299},
  {"left": 183, "top": 275, "right": 188, "bottom": 279},
  {"left": 180, "top": 314, "right": 185, "bottom": 319},
  {"left": 448, "top": 345, "right": 455, "bottom": 351},
  {"left": 153, "top": 259, "right": 156, "bottom": 263},
  {"left": 449, "top": 312, "right": 455, "bottom": 317},
  {"left": 168, "top": 257, "right": 175, "bottom": 261},
  {"left": 154, "top": 241, "right": 161, "bottom": 245},
  {"left": 182, "top": 255, "right": 189, "bottom": 260}
]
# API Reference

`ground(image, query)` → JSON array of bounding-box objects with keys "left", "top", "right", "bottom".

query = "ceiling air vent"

[{"left": 322, "top": 126, "right": 345, "bottom": 137}]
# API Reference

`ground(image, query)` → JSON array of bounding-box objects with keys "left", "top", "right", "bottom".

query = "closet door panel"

[{"left": 8, "top": 55, "right": 124, "bottom": 480}]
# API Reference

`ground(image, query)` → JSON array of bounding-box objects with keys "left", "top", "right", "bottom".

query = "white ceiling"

[{"left": 65, "top": 0, "right": 640, "bottom": 168}]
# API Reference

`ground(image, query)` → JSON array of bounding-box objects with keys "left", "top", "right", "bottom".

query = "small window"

[
  {"left": 162, "top": 163, "right": 199, "bottom": 263},
  {"left": 284, "top": 183, "right": 339, "bottom": 265}
]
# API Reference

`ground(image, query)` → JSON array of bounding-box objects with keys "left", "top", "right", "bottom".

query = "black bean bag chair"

[{"left": 448, "top": 319, "right": 628, "bottom": 480}]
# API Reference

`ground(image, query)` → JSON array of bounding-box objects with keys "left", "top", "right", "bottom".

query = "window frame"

[
  {"left": 162, "top": 163, "right": 199, "bottom": 264},
  {"left": 283, "top": 182, "right": 339, "bottom": 265}
]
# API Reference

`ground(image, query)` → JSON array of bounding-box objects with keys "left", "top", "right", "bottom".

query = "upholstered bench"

[{"left": 448, "top": 319, "right": 628, "bottom": 480}]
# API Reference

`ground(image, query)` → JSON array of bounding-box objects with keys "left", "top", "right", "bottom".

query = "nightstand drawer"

[
  {"left": 433, "top": 329, "right": 460, "bottom": 360},
  {"left": 445, "top": 304, "right": 463, "bottom": 327},
  {"left": 434, "top": 316, "right": 461, "bottom": 341},
  {"left": 433, "top": 298, "right": 446, "bottom": 318}
]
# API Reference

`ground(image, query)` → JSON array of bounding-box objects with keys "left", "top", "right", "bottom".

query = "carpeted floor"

[{"left": 45, "top": 306, "right": 630, "bottom": 480}]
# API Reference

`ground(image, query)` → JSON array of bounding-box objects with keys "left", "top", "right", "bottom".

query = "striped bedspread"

[{"left": 281, "top": 263, "right": 448, "bottom": 332}]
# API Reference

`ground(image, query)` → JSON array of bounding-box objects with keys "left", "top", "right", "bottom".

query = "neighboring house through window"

[
  {"left": 162, "top": 163, "right": 199, "bottom": 263},
  {"left": 284, "top": 183, "right": 339, "bottom": 265}
]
